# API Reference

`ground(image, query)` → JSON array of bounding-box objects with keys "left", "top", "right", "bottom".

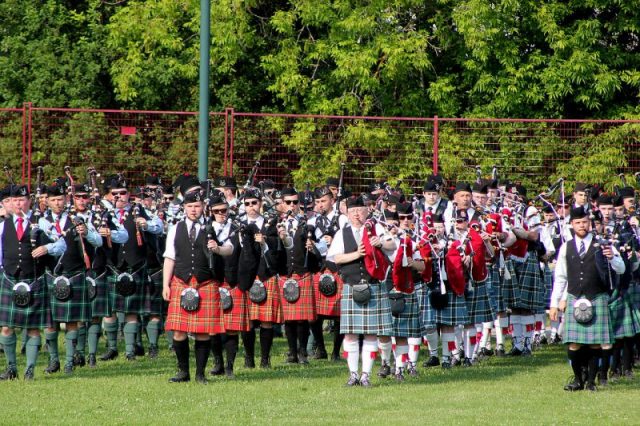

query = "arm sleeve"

[
  {"left": 550, "top": 243, "right": 568, "bottom": 308},
  {"left": 162, "top": 225, "right": 178, "bottom": 260}
]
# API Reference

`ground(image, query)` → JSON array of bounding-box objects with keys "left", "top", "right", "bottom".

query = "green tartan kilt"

[
  {"left": 630, "top": 282, "right": 640, "bottom": 310},
  {"left": 565, "top": 293, "right": 613, "bottom": 345},
  {"left": 435, "top": 290, "right": 469, "bottom": 326},
  {"left": 0, "top": 273, "right": 51, "bottom": 329},
  {"left": 46, "top": 272, "right": 91, "bottom": 323},
  {"left": 88, "top": 270, "right": 113, "bottom": 318},
  {"left": 144, "top": 268, "right": 164, "bottom": 316},
  {"left": 500, "top": 259, "right": 519, "bottom": 309},
  {"left": 417, "top": 283, "right": 436, "bottom": 333},
  {"left": 340, "top": 281, "right": 393, "bottom": 336},
  {"left": 486, "top": 265, "right": 500, "bottom": 314},
  {"left": 110, "top": 266, "right": 147, "bottom": 314},
  {"left": 542, "top": 264, "right": 553, "bottom": 310},
  {"left": 513, "top": 255, "right": 545, "bottom": 311},
  {"left": 466, "top": 279, "right": 495, "bottom": 324},
  {"left": 608, "top": 290, "right": 640, "bottom": 339},
  {"left": 391, "top": 290, "right": 421, "bottom": 337}
]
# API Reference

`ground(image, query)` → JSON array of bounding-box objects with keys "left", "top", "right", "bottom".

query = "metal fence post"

[
  {"left": 433, "top": 115, "right": 439, "bottom": 175},
  {"left": 229, "top": 108, "right": 235, "bottom": 177}
]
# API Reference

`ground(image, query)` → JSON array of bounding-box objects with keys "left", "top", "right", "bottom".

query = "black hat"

[
  {"left": 541, "top": 205, "right": 554, "bottom": 214},
  {"left": 213, "top": 175, "right": 237, "bottom": 189},
  {"left": 487, "top": 179, "right": 499, "bottom": 190},
  {"left": 104, "top": 174, "right": 126, "bottom": 191},
  {"left": 0, "top": 186, "right": 11, "bottom": 200},
  {"left": 313, "top": 186, "right": 332, "bottom": 199},
  {"left": 183, "top": 190, "right": 203, "bottom": 204},
  {"left": 281, "top": 187, "right": 298, "bottom": 197},
  {"left": 271, "top": 189, "right": 283, "bottom": 199},
  {"left": 342, "top": 189, "right": 352, "bottom": 199},
  {"left": 396, "top": 202, "right": 414, "bottom": 216},
  {"left": 384, "top": 209, "right": 399, "bottom": 221},
  {"left": 259, "top": 179, "right": 275, "bottom": 190},
  {"left": 243, "top": 187, "right": 261, "bottom": 200},
  {"left": 574, "top": 182, "right": 588, "bottom": 192},
  {"left": 163, "top": 185, "right": 173, "bottom": 195},
  {"left": 472, "top": 182, "right": 488, "bottom": 194},
  {"left": 346, "top": 196, "right": 365, "bottom": 209},
  {"left": 384, "top": 193, "right": 400, "bottom": 204},
  {"left": 455, "top": 209, "right": 469, "bottom": 221},
  {"left": 73, "top": 183, "right": 91, "bottom": 194},
  {"left": 613, "top": 196, "right": 624, "bottom": 207},
  {"left": 515, "top": 184, "right": 527, "bottom": 198},
  {"left": 10, "top": 184, "right": 29, "bottom": 197},
  {"left": 301, "top": 190, "right": 314, "bottom": 205},
  {"left": 172, "top": 174, "right": 187, "bottom": 190},
  {"left": 325, "top": 177, "right": 339, "bottom": 187},
  {"left": 619, "top": 186, "right": 635, "bottom": 199},
  {"left": 453, "top": 182, "right": 472, "bottom": 195},
  {"left": 569, "top": 206, "right": 588, "bottom": 221},
  {"left": 368, "top": 181, "right": 385, "bottom": 192},
  {"left": 145, "top": 174, "right": 162, "bottom": 186},
  {"left": 180, "top": 175, "right": 201, "bottom": 196},
  {"left": 207, "top": 193, "right": 227, "bottom": 206},
  {"left": 46, "top": 184, "right": 65, "bottom": 197},
  {"left": 432, "top": 214, "right": 444, "bottom": 223},
  {"left": 597, "top": 194, "right": 614, "bottom": 206},
  {"left": 591, "top": 210, "right": 603, "bottom": 223}
]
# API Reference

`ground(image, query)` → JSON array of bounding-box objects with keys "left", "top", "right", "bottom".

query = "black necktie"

[
  {"left": 578, "top": 240, "right": 586, "bottom": 257},
  {"left": 189, "top": 223, "right": 196, "bottom": 244}
]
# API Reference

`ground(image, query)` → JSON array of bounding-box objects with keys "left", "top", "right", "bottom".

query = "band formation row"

[{"left": 0, "top": 164, "right": 638, "bottom": 390}]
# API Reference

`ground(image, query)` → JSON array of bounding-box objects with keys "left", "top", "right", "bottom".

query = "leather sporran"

[
  {"left": 219, "top": 287, "right": 233, "bottom": 311},
  {"left": 12, "top": 282, "right": 31, "bottom": 307},
  {"left": 115, "top": 272, "right": 136, "bottom": 297},
  {"left": 573, "top": 297, "right": 594, "bottom": 324},
  {"left": 388, "top": 292, "right": 406, "bottom": 317},
  {"left": 52, "top": 276, "right": 72, "bottom": 301},
  {"left": 318, "top": 273, "right": 337, "bottom": 297},
  {"left": 282, "top": 279, "right": 300, "bottom": 303},
  {"left": 249, "top": 280, "right": 267, "bottom": 303},
  {"left": 352, "top": 281, "right": 372, "bottom": 305},
  {"left": 180, "top": 287, "right": 200, "bottom": 312}
]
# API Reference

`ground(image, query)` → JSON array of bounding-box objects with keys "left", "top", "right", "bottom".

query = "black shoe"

[
  {"left": 20, "top": 346, "right": 26, "bottom": 356},
  {"left": 394, "top": 371, "right": 405, "bottom": 382},
  {"left": 311, "top": 348, "right": 328, "bottom": 360},
  {"left": 423, "top": 356, "right": 440, "bottom": 368},
  {"left": 260, "top": 356, "right": 271, "bottom": 369},
  {"left": 225, "top": 367, "right": 235, "bottom": 379},
  {"left": 407, "top": 363, "right": 418, "bottom": 377},
  {"left": 285, "top": 353, "right": 299, "bottom": 364},
  {"left": 195, "top": 373, "right": 208, "bottom": 384},
  {"left": 563, "top": 378, "right": 584, "bottom": 392},
  {"left": 451, "top": 357, "right": 461, "bottom": 367},
  {"left": 508, "top": 347, "right": 523, "bottom": 357},
  {"left": 73, "top": 353, "right": 86, "bottom": 367},
  {"left": 479, "top": 348, "right": 494, "bottom": 357},
  {"left": 24, "top": 366, "right": 34, "bottom": 381},
  {"left": 495, "top": 345, "right": 506, "bottom": 357},
  {"left": 610, "top": 370, "right": 621, "bottom": 382},
  {"left": 462, "top": 357, "right": 472, "bottom": 367},
  {"left": 345, "top": 372, "right": 359, "bottom": 387},
  {"left": 64, "top": 363, "right": 74, "bottom": 375},
  {"left": 126, "top": 353, "right": 136, "bottom": 361},
  {"left": 441, "top": 361, "right": 452, "bottom": 369},
  {"left": 148, "top": 345, "right": 159, "bottom": 359},
  {"left": 134, "top": 344, "right": 145, "bottom": 357},
  {"left": 244, "top": 357, "right": 255, "bottom": 369},
  {"left": 88, "top": 354, "right": 97, "bottom": 368},
  {"left": 0, "top": 367, "right": 17, "bottom": 381},
  {"left": 210, "top": 358, "right": 225, "bottom": 376},
  {"left": 169, "top": 370, "right": 191, "bottom": 383},
  {"left": 298, "top": 350, "right": 309, "bottom": 365},
  {"left": 377, "top": 362, "right": 391, "bottom": 378},
  {"left": 360, "top": 373, "right": 372, "bottom": 387},
  {"left": 44, "top": 360, "right": 60, "bottom": 374},
  {"left": 99, "top": 349, "right": 119, "bottom": 361},
  {"left": 624, "top": 370, "right": 634, "bottom": 379},
  {"left": 539, "top": 335, "right": 548, "bottom": 345},
  {"left": 585, "top": 383, "right": 597, "bottom": 392}
]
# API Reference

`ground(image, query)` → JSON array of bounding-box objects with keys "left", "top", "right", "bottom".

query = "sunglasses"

[
  {"left": 399, "top": 215, "right": 413, "bottom": 220},
  {"left": 212, "top": 208, "right": 228, "bottom": 215},
  {"left": 244, "top": 200, "right": 259, "bottom": 207},
  {"left": 164, "top": 196, "right": 174, "bottom": 201},
  {"left": 284, "top": 199, "right": 299, "bottom": 205},
  {"left": 73, "top": 194, "right": 90, "bottom": 199},
  {"left": 455, "top": 218, "right": 467, "bottom": 223},
  {"left": 111, "top": 190, "right": 127, "bottom": 196}
]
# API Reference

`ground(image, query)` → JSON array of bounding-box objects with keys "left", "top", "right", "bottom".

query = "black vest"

[
  {"left": 173, "top": 221, "right": 214, "bottom": 283},
  {"left": 2, "top": 216, "right": 36, "bottom": 279},
  {"left": 566, "top": 239, "right": 609, "bottom": 299},
  {"left": 338, "top": 226, "right": 373, "bottom": 284},
  {"left": 58, "top": 217, "right": 86, "bottom": 274},
  {"left": 114, "top": 207, "right": 148, "bottom": 270},
  {"left": 223, "top": 232, "right": 240, "bottom": 286}
]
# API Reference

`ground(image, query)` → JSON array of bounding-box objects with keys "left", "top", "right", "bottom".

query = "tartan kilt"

[
  {"left": 486, "top": 265, "right": 499, "bottom": 313},
  {"left": 340, "top": 282, "right": 393, "bottom": 336},
  {"left": 435, "top": 290, "right": 469, "bottom": 326},
  {"left": 608, "top": 291, "right": 640, "bottom": 339},
  {"left": 165, "top": 276, "right": 224, "bottom": 334},
  {"left": 500, "top": 259, "right": 519, "bottom": 310},
  {"left": 46, "top": 272, "right": 91, "bottom": 323},
  {"left": 542, "top": 263, "right": 553, "bottom": 310},
  {"left": 417, "top": 283, "right": 436, "bottom": 333},
  {"left": 630, "top": 282, "right": 640, "bottom": 310},
  {"left": 565, "top": 293, "right": 613, "bottom": 345},
  {"left": 279, "top": 273, "right": 316, "bottom": 322},
  {"left": 111, "top": 266, "right": 147, "bottom": 314},
  {"left": 466, "top": 279, "right": 495, "bottom": 324},
  {"left": 88, "top": 270, "right": 113, "bottom": 318},
  {"left": 0, "top": 273, "right": 51, "bottom": 329},
  {"left": 143, "top": 269, "right": 164, "bottom": 316},
  {"left": 514, "top": 255, "right": 545, "bottom": 311},
  {"left": 391, "top": 290, "right": 421, "bottom": 337},
  {"left": 249, "top": 276, "right": 283, "bottom": 324},
  {"left": 313, "top": 270, "right": 343, "bottom": 317},
  {"left": 221, "top": 282, "right": 251, "bottom": 332}
]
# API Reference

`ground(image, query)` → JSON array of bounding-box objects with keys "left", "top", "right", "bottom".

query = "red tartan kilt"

[
  {"left": 165, "top": 276, "right": 224, "bottom": 334},
  {"left": 313, "top": 270, "right": 343, "bottom": 317},
  {"left": 221, "top": 282, "right": 251, "bottom": 332},
  {"left": 249, "top": 276, "right": 283, "bottom": 323},
  {"left": 280, "top": 273, "right": 317, "bottom": 322}
]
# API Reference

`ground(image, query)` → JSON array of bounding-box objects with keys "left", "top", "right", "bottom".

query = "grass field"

[{"left": 2, "top": 335, "right": 640, "bottom": 425}]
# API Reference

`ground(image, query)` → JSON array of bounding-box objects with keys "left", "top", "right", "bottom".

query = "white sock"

[
  {"left": 378, "top": 339, "right": 392, "bottom": 364},
  {"left": 343, "top": 339, "right": 360, "bottom": 373},
  {"left": 408, "top": 337, "right": 421, "bottom": 364},
  {"left": 511, "top": 315, "right": 524, "bottom": 349},
  {"left": 361, "top": 340, "right": 378, "bottom": 375},
  {"left": 480, "top": 322, "right": 492, "bottom": 350},
  {"left": 394, "top": 344, "right": 409, "bottom": 373},
  {"left": 534, "top": 313, "right": 545, "bottom": 338},
  {"left": 441, "top": 332, "right": 455, "bottom": 361},
  {"left": 522, "top": 315, "right": 535, "bottom": 346},
  {"left": 425, "top": 330, "right": 439, "bottom": 357},
  {"left": 464, "top": 328, "right": 474, "bottom": 358}
]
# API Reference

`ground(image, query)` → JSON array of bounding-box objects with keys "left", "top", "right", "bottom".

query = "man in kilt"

[
  {"left": 308, "top": 186, "right": 347, "bottom": 361},
  {"left": 277, "top": 187, "right": 322, "bottom": 365},
  {"left": 107, "top": 175, "right": 163, "bottom": 361},
  {"left": 40, "top": 182, "right": 101, "bottom": 375},
  {"left": 327, "top": 195, "right": 396, "bottom": 387},
  {"left": 163, "top": 190, "right": 231, "bottom": 383},
  {"left": 0, "top": 185, "right": 57, "bottom": 380},
  {"left": 550, "top": 207, "right": 624, "bottom": 391},
  {"left": 239, "top": 188, "right": 285, "bottom": 369}
]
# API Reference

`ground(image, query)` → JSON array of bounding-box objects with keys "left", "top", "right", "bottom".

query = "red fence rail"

[{"left": 0, "top": 105, "right": 639, "bottom": 194}]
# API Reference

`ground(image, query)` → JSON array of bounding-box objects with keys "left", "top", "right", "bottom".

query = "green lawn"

[{"left": 2, "top": 336, "right": 640, "bottom": 425}]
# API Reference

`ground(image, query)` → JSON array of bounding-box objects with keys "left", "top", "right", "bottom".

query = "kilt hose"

[
  {"left": 249, "top": 276, "right": 283, "bottom": 324},
  {"left": 313, "top": 269, "right": 343, "bottom": 317},
  {"left": 391, "top": 290, "right": 421, "bottom": 338},
  {"left": 514, "top": 254, "right": 545, "bottom": 311},
  {"left": 46, "top": 272, "right": 91, "bottom": 323},
  {"left": 500, "top": 258, "right": 519, "bottom": 310},
  {"left": 165, "top": 276, "right": 224, "bottom": 334},
  {"left": 340, "top": 282, "right": 393, "bottom": 336},
  {"left": 88, "top": 270, "right": 114, "bottom": 318},
  {"left": 143, "top": 268, "right": 164, "bottom": 316},
  {"left": 0, "top": 273, "right": 51, "bottom": 329},
  {"left": 416, "top": 283, "right": 436, "bottom": 334},
  {"left": 466, "top": 279, "right": 495, "bottom": 324},
  {"left": 280, "top": 273, "right": 317, "bottom": 322},
  {"left": 221, "top": 282, "right": 251, "bottom": 332},
  {"left": 435, "top": 290, "right": 469, "bottom": 326},
  {"left": 608, "top": 290, "right": 640, "bottom": 339},
  {"left": 565, "top": 293, "right": 613, "bottom": 345},
  {"left": 111, "top": 266, "right": 147, "bottom": 315}
]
